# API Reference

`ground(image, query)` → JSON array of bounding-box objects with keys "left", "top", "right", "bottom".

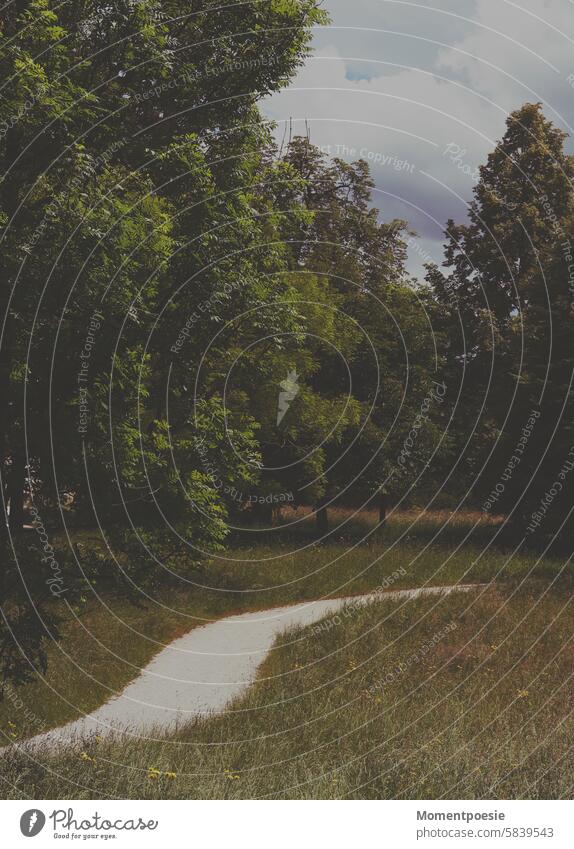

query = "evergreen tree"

[{"left": 428, "top": 103, "right": 574, "bottom": 537}]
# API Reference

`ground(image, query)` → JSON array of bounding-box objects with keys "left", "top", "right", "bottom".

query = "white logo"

[
  {"left": 20, "top": 809, "right": 45, "bottom": 837},
  {"left": 277, "top": 370, "right": 299, "bottom": 425}
]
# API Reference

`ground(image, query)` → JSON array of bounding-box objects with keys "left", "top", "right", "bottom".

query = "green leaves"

[{"left": 271, "top": 0, "right": 302, "bottom": 14}]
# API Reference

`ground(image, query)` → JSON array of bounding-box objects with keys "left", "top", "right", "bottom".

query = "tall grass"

[
  {"left": 2, "top": 580, "right": 572, "bottom": 799},
  {"left": 0, "top": 509, "right": 569, "bottom": 776}
]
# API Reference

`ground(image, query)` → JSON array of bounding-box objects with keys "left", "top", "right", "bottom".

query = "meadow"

[{"left": 1, "top": 509, "right": 572, "bottom": 800}]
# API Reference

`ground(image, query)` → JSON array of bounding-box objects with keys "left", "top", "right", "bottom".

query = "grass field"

[{"left": 1, "top": 510, "right": 572, "bottom": 799}]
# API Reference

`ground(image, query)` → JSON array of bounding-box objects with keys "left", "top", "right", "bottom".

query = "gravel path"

[{"left": 12, "top": 584, "right": 481, "bottom": 751}]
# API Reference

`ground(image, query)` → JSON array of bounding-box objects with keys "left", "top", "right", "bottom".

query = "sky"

[{"left": 263, "top": 0, "right": 574, "bottom": 277}]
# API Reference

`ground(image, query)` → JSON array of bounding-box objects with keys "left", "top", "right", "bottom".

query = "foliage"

[
  {"left": 0, "top": 0, "right": 326, "bottom": 685},
  {"left": 427, "top": 103, "right": 574, "bottom": 539}
]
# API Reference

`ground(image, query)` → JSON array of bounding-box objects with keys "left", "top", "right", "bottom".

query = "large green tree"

[
  {"left": 0, "top": 0, "right": 326, "bottom": 534},
  {"left": 428, "top": 103, "right": 574, "bottom": 538},
  {"left": 0, "top": 0, "right": 327, "bottom": 685},
  {"left": 249, "top": 137, "right": 451, "bottom": 523}
]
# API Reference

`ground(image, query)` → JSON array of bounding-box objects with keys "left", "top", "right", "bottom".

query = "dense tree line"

[
  {"left": 1, "top": 3, "right": 572, "bottom": 685},
  {"left": 428, "top": 103, "right": 574, "bottom": 546},
  {"left": 0, "top": 0, "right": 328, "bottom": 543},
  {"left": 0, "top": 0, "right": 330, "bottom": 684}
]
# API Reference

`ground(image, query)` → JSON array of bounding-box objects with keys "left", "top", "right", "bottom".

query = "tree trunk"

[
  {"left": 316, "top": 497, "right": 329, "bottom": 536},
  {"left": 378, "top": 490, "right": 388, "bottom": 531},
  {"left": 1, "top": 131, "right": 22, "bottom": 546},
  {"left": 0, "top": 287, "right": 14, "bottom": 548},
  {"left": 253, "top": 499, "right": 273, "bottom": 526},
  {"left": 7, "top": 447, "right": 26, "bottom": 534}
]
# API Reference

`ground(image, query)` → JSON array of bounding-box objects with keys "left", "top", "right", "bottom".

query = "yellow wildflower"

[{"left": 224, "top": 769, "right": 240, "bottom": 780}]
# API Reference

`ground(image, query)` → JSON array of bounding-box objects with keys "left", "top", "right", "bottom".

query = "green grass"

[
  {"left": 2, "top": 578, "right": 572, "bottom": 799},
  {"left": 0, "top": 510, "right": 557, "bottom": 745},
  {"left": 0, "top": 509, "right": 572, "bottom": 799}
]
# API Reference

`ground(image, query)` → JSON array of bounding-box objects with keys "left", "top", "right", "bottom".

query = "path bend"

[{"left": 9, "top": 583, "right": 484, "bottom": 752}]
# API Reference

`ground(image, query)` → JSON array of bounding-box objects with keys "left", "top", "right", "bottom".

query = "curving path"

[{"left": 12, "top": 584, "right": 482, "bottom": 752}]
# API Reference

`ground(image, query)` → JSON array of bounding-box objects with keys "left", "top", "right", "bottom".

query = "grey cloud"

[{"left": 263, "top": 0, "right": 574, "bottom": 276}]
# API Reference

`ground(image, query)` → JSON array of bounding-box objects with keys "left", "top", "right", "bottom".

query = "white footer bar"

[{"left": 2, "top": 799, "right": 572, "bottom": 848}]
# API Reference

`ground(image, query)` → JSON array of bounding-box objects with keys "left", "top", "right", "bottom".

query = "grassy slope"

[
  {"left": 2, "top": 578, "right": 572, "bottom": 799},
  {"left": 0, "top": 510, "right": 552, "bottom": 744}
]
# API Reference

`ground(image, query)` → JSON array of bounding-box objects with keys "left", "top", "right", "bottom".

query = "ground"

[{"left": 0, "top": 510, "right": 572, "bottom": 799}]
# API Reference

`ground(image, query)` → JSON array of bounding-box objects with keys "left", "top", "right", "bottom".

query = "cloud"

[
  {"left": 262, "top": 0, "right": 574, "bottom": 276},
  {"left": 264, "top": 47, "right": 499, "bottom": 269},
  {"left": 437, "top": 0, "right": 574, "bottom": 127}
]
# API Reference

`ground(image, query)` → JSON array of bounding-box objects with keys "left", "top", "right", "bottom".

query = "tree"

[
  {"left": 249, "top": 138, "right": 451, "bottom": 526},
  {"left": 0, "top": 0, "right": 327, "bottom": 522},
  {"left": 428, "top": 103, "right": 574, "bottom": 537},
  {"left": 0, "top": 0, "right": 327, "bottom": 684}
]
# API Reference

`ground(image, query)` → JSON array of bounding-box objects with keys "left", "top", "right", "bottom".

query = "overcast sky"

[{"left": 263, "top": 0, "right": 574, "bottom": 277}]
